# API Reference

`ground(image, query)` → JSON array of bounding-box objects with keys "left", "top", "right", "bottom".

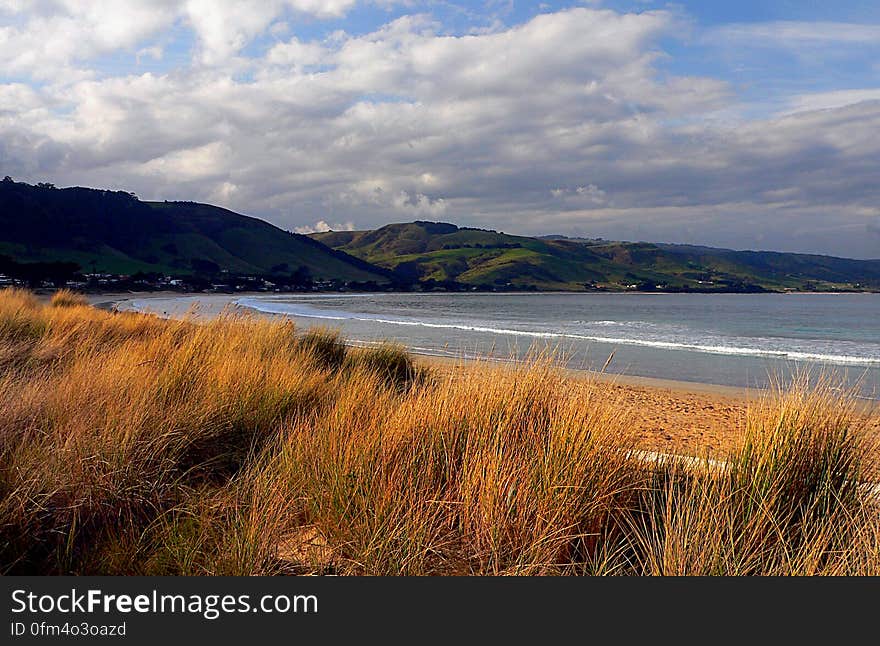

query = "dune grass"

[
  {"left": 49, "top": 289, "right": 90, "bottom": 309},
  {"left": 0, "top": 287, "right": 877, "bottom": 575}
]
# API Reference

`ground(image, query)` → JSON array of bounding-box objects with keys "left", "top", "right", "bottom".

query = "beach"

[
  {"left": 426, "top": 355, "right": 880, "bottom": 462},
  {"left": 436, "top": 357, "right": 750, "bottom": 451},
  {"left": 104, "top": 292, "right": 880, "bottom": 460},
  {"left": 5, "top": 287, "right": 878, "bottom": 576}
]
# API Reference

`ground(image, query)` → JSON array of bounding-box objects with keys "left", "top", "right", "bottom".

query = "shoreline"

[
  {"left": 100, "top": 291, "right": 764, "bottom": 401},
  {"left": 61, "top": 290, "right": 863, "bottom": 458},
  {"left": 100, "top": 293, "right": 880, "bottom": 459},
  {"left": 420, "top": 352, "right": 757, "bottom": 400},
  {"left": 99, "top": 292, "right": 766, "bottom": 455},
  {"left": 101, "top": 292, "right": 880, "bottom": 403},
  {"left": 84, "top": 288, "right": 880, "bottom": 297}
]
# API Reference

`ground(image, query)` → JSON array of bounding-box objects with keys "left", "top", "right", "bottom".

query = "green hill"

[
  {"left": 0, "top": 179, "right": 390, "bottom": 283},
  {"left": 312, "top": 222, "right": 880, "bottom": 292},
  {"left": 4, "top": 179, "right": 877, "bottom": 293}
]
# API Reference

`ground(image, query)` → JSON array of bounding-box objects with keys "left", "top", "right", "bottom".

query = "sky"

[{"left": 2, "top": 1, "right": 880, "bottom": 258}]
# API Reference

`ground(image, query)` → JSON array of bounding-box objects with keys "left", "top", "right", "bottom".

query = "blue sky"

[
  {"left": 65, "top": 1, "right": 880, "bottom": 99},
  {"left": 2, "top": 1, "right": 880, "bottom": 257}
]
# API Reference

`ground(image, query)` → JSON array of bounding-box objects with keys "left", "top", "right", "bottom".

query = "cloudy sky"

[{"left": 2, "top": 1, "right": 880, "bottom": 258}]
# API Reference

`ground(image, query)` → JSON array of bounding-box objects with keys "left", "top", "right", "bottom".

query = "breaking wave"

[{"left": 234, "top": 297, "right": 880, "bottom": 367}]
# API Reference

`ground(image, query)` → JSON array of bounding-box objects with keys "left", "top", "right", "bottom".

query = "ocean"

[{"left": 130, "top": 292, "right": 880, "bottom": 398}]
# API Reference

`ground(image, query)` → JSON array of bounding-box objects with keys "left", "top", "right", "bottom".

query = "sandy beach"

[
  {"left": 425, "top": 354, "right": 754, "bottom": 455},
  {"left": 423, "top": 354, "right": 878, "bottom": 465}
]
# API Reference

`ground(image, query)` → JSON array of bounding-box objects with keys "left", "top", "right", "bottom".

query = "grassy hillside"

[
  {"left": 0, "top": 179, "right": 389, "bottom": 283},
  {"left": 314, "top": 222, "right": 880, "bottom": 292},
  {"left": 5, "top": 178, "right": 877, "bottom": 292}
]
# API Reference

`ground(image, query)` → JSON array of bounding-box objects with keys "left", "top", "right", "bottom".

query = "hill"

[
  {"left": 0, "top": 179, "right": 390, "bottom": 284},
  {"left": 313, "top": 222, "right": 880, "bottom": 292},
  {"left": 4, "top": 179, "right": 877, "bottom": 293}
]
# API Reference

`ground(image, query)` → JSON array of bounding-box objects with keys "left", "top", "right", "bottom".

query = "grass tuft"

[
  {"left": 346, "top": 341, "right": 430, "bottom": 390},
  {"left": 49, "top": 289, "right": 90, "bottom": 308},
  {"left": 296, "top": 327, "right": 347, "bottom": 370}
]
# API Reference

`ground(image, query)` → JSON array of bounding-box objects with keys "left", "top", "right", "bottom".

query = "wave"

[{"left": 234, "top": 297, "right": 880, "bottom": 367}]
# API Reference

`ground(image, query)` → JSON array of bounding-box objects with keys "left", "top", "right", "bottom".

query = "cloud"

[
  {"left": 707, "top": 21, "right": 880, "bottom": 46},
  {"left": 135, "top": 45, "right": 164, "bottom": 64},
  {"left": 0, "top": 0, "right": 358, "bottom": 76},
  {"left": 295, "top": 219, "right": 355, "bottom": 234},
  {"left": 781, "top": 89, "right": 880, "bottom": 115},
  {"left": 181, "top": 0, "right": 355, "bottom": 64},
  {"left": 391, "top": 190, "right": 447, "bottom": 217},
  {"left": 2, "top": 7, "right": 880, "bottom": 257},
  {"left": 551, "top": 184, "right": 608, "bottom": 206},
  {"left": 267, "top": 36, "right": 329, "bottom": 67},
  {"left": 0, "top": 1, "right": 183, "bottom": 80}
]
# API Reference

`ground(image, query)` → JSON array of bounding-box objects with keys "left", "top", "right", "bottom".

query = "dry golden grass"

[
  {"left": 0, "top": 287, "right": 877, "bottom": 575},
  {"left": 49, "top": 289, "right": 90, "bottom": 309}
]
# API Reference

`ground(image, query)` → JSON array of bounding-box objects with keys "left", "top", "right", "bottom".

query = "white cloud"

[
  {"left": 0, "top": 82, "right": 42, "bottom": 113},
  {"left": 140, "top": 141, "right": 232, "bottom": 181},
  {"left": 136, "top": 45, "right": 164, "bottom": 63},
  {"left": 182, "top": 0, "right": 356, "bottom": 64},
  {"left": 576, "top": 184, "right": 607, "bottom": 203},
  {"left": 708, "top": 21, "right": 880, "bottom": 46},
  {"left": 184, "top": 0, "right": 279, "bottom": 65},
  {"left": 391, "top": 190, "right": 447, "bottom": 217},
  {"left": 551, "top": 184, "right": 607, "bottom": 206},
  {"left": 287, "top": 0, "right": 355, "bottom": 18},
  {"left": 267, "top": 36, "right": 328, "bottom": 67},
  {"left": 0, "top": 0, "right": 358, "bottom": 76},
  {"left": 782, "top": 89, "right": 880, "bottom": 115},
  {"left": 0, "top": 1, "right": 180, "bottom": 79},
  {"left": 0, "top": 0, "right": 29, "bottom": 12},
  {"left": 295, "top": 219, "right": 355, "bottom": 233}
]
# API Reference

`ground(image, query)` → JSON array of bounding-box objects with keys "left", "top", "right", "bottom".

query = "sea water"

[{"left": 136, "top": 292, "right": 880, "bottom": 398}]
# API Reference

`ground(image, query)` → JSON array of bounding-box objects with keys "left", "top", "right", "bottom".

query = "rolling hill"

[
  {"left": 312, "top": 222, "right": 880, "bottom": 292},
  {"left": 4, "top": 179, "right": 878, "bottom": 293},
  {"left": 0, "top": 179, "right": 390, "bottom": 283}
]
